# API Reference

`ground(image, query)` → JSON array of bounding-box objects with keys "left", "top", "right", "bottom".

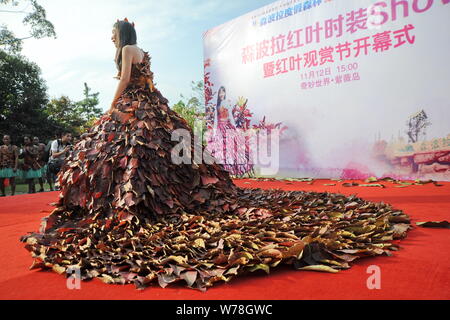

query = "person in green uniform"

[{"left": 0, "top": 135, "right": 19, "bottom": 196}]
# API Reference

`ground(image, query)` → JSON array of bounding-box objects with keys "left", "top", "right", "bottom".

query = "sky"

[{"left": 1, "top": 0, "right": 276, "bottom": 111}]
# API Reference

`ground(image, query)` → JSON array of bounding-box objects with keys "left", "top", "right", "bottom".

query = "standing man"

[
  {"left": 48, "top": 131, "right": 72, "bottom": 190},
  {"left": 33, "top": 136, "right": 47, "bottom": 192},
  {"left": 20, "top": 136, "right": 42, "bottom": 194},
  {"left": 0, "top": 135, "right": 19, "bottom": 196},
  {"left": 45, "top": 135, "right": 56, "bottom": 191}
]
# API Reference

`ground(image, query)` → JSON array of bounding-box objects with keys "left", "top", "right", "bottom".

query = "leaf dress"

[{"left": 20, "top": 51, "right": 411, "bottom": 291}]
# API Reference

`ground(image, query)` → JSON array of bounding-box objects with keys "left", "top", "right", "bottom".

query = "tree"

[
  {"left": 184, "top": 80, "right": 205, "bottom": 111},
  {"left": 0, "top": 49, "right": 60, "bottom": 144},
  {"left": 74, "top": 83, "right": 102, "bottom": 132},
  {"left": 44, "top": 83, "right": 102, "bottom": 135},
  {"left": 44, "top": 96, "right": 83, "bottom": 134},
  {"left": 406, "top": 110, "right": 431, "bottom": 143},
  {"left": 0, "top": 0, "right": 56, "bottom": 54},
  {"left": 0, "top": 50, "right": 101, "bottom": 142},
  {"left": 171, "top": 80, "right": 205, "bottom": 129}
]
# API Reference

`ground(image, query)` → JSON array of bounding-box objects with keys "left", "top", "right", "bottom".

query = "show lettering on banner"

[{"left": 203, "top": 0, "right": 450, "bottom": 180}]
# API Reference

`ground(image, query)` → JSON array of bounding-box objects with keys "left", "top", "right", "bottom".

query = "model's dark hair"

[
  {"left": 216, "top": 86, "right": 226, "bottom": 119},
  {"left": 113, "top": 20, "right": 137, "bottom": 72}
]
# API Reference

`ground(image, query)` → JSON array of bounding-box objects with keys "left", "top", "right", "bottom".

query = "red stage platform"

[{"left": 0, "top": 179, "right": 449, "bottom": 300}]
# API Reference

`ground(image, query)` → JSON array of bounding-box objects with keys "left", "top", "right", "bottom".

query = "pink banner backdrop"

[{"left": 203, "top": 0, "right": 450, "bottom": 180}]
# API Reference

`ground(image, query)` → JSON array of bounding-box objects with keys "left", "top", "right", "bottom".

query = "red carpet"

[{"left": 0, "top": 179, "right": 449, "bottom": 300}]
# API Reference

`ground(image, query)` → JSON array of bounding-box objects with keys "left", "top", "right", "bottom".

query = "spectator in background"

[
  {"left": 20, "top": 136, "right": 42, "bottom": 194},
  {"left": 44, "top": 135, "right": 57, "bottom": 191},
  {"left": 72, "top": 136, "right": 81, "bottom": 145},
  {"left": 48, "top": 132, "right": 72, "bottom": 189},
  {"left": 33, "top": 136, "right": 47, "bottom": 192},
  {"left": 0, "top": 135, "right": 19, "bottom": 197}
]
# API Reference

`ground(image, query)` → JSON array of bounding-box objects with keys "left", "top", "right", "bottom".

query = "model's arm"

[{"left": 108, "top": 46, "right": 133, "bottom": 114}]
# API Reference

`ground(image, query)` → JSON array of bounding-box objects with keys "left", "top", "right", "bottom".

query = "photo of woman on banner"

[{"left": 206, "top": 86, "right": 253, "bottom": 177}]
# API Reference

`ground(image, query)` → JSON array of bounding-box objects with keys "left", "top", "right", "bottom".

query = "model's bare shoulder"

[
  {"left": 123, "top": 45, "right": 142, "bottom": 54},
  {"left": 122, "top": 45, "right": 144, "bottom": 63},
  {"left": 121, "top": 44, "right": 133, "bottom": 55}
]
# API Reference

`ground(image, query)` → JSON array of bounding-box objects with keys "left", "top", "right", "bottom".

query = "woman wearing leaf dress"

[{"left": 21, "top": 19, "right": 411, "bottom": 290}]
